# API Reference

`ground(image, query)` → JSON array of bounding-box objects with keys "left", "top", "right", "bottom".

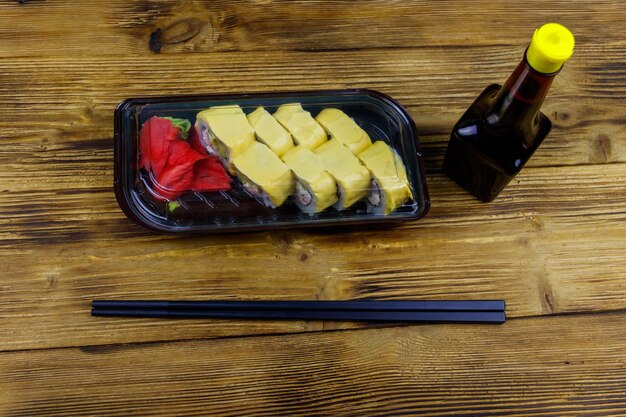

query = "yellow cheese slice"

[
  {"left": 273, "top": 104, "right": 327, "bottom": 150},
  {"left": 315, "top": 108, "right": 372, "bottom": 154},
  {"left": 231, "top": 141, "right": 294, "bottom": 207},
  {"left": 281, "top": 146, "right": 338, "bottom": 212},
  {"left": 247, "top": 107, "right": 294, "bottom": 157},
  {"left": 195, "top": 105, "right": 255, "bottom": 157},
  {"left": 357, "top": 141, "right": 412, "bottom": 214},
  {"left": 314, "top": 138, "right": 371, "bottom": 209}
]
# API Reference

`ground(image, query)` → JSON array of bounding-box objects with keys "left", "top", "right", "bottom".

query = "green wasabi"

[{"left": 162, "top": 117, "right": 191, "bottom": 137}]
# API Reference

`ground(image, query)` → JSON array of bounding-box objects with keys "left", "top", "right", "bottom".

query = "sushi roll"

[
  {"left": 315, "top": 108, "right": 372, "bottom": 154},
  {"left": 314, "top": 138, "right": 371, "bottom": 210},
  {"left": 357, "top": 141, "right": 412, "bottom": 214},
  {"left": 194, "top": 105, "right": 255, "bottom": 171},
  {"left": 247, "top": 106, "right": 294, "bottom": 157},
  {"left": 231, "top": 141, "right": 294, "bottom": 208},
  {"left": 273, "top": 103, "right": 327, "bottom": 150},
  {"left": 281, "top": 146, "right": 338, "bottom": 215}
]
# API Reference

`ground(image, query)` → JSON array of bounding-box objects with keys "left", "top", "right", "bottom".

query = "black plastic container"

[{"left": 114, "top": 89, "right": 429, "bottom": 233}]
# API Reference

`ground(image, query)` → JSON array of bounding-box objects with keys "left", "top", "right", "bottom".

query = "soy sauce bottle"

[{"left": 443, "top": 23, "right": 575, "bottom": 202}]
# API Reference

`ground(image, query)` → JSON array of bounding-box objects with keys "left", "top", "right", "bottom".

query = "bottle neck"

[{"left": 487, "top": 53, "right": 556, "bottom": 134}]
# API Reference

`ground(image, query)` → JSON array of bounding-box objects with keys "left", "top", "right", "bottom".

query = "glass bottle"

[{"left": 443, "top": 23, "right": 575, "bottom": 202}]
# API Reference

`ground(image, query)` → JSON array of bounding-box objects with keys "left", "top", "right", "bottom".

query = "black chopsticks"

[{"left": 91, "top": 300, "right": 506, "bottom": 324}]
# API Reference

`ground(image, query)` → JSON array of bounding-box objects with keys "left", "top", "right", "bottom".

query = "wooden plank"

[
  {"left": 1, "top": 48, "right": 625, "bottom": 351},
  {"left": 1, "top": 1, "right": 624, "bottom": 414},
  {"left": 1, "top": 1, "right": 624, "bottom": 352},
  {"left": 0, "top": 0, "right": 624, "bottom": 57},
  {"left": 1, "top": 312, "right": 625, "bottom": 416},
  {"left": 1, "top": 163, "right": 625, "bottom": 351},
  {"left": 0, "top": 46, "right": 624, "bottom": 172}
]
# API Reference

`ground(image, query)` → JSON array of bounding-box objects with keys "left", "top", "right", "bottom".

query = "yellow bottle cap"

[{"left": 526, "top": 23, "right": 575, "bottom": 74}]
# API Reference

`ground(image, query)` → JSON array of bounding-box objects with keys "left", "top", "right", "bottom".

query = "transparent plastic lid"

[{"left": 114, "top": 89, "right": 429, "bottom": 233}]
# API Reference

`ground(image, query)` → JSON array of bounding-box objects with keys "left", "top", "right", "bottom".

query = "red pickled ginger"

[{"left": 139, "top": 116, "right": 231, "bottom": 200}]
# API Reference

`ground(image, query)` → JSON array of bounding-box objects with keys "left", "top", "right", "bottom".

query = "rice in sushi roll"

[
  {"left": 315, "top": 108, "right": 372, "bottom": 154},
  {"left": 231, "top": 141, "right": 294, "bottom": 208},
  {"left": 357, "top": 141, "right": 412, "bottom": 214},
  {"left": 314, "top": 138, "right": 371, "bottom": 210},
  {"left": 273, "top": 103, "right": 327, "bottom": 150},
  {"left": 247, "top": 106, "right": 294, "bottom": 157},
  {"left": 281, "top": 146, "right": 338, "bottom": 215},
  {"left": 194, "top": 105, "right": 255, "bottom": 172}
]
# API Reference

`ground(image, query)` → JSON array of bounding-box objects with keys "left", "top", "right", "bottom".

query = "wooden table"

[{"left": 2, "top": 1, "right": 625, "bottom": 415}]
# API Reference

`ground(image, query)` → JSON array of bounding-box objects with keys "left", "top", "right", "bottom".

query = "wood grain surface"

[
  {"left": 1, "top": 0, "right": 625, "bottom": 415},
  {"left": 2, "top": 313, "right": 626, "bottom": 416}
]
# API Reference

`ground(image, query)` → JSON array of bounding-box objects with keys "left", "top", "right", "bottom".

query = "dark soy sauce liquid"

[{"left": 443, "top": 57, "right": 555, "bottom": 202}]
